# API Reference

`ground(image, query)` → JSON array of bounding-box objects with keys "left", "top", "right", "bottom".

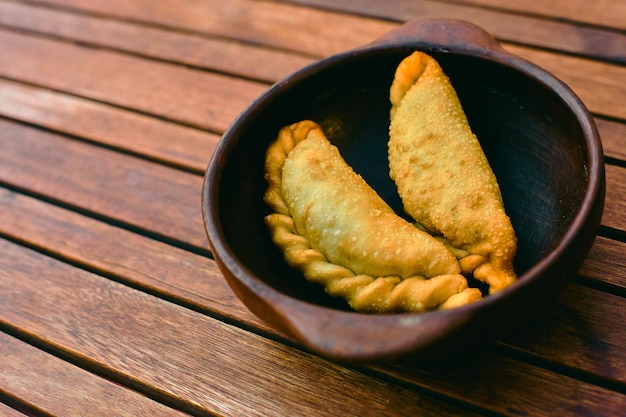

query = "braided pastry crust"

[{"left": 263, "top": 120, "right": 481, "bottom": 313}]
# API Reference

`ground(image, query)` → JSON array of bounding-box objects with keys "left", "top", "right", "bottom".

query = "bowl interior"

[{"left": 209, "top": 47, "right": 590, "bottom": 311}]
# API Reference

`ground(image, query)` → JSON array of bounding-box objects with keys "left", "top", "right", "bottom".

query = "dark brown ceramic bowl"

[{"left": 202, "top": 19, "right": 605, "bottom": 363}]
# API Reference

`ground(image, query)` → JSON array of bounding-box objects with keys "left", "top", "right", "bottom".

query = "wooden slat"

[
  {"left": 0, "top": 239, "right": 485, "bottom": 417},
  {"left": 604, "top": 165, "right": 626, "bottom": 233},
  {"left": 498, "top": 283, "right": 626, "bottom": 381},
  {"left": 23, "top": 0, "right": 396, "bottom": 57},
  {"left": 579, "top": 236, "right": 626, "bottom": 290},
  {"left": 1, "top": 64, "right": 623, "bottom": 171},
  {"left": 438, "top": 0, "right": 626, "bottom": 31},
  {"left": 0, "top": 402, "right": 27, "bottom": 417},
  {"left": 2, "top": 13, "right": 625, "bottom": 128},
  {"left": 0, "top": 0, "right": 312, "bottom": 84},
  {"left": 0, "top": 119, "right": 207, "bottom": 250},
  {"left": 0, "top": 29, "right": 267, "bottom": 132},
  {"left": 281, "top": 2, "right": 626, "bottom": 121},
  {"left": 379, "top": 346, "right": 626, "bottom": 416},
  {"left": 1, "top": 186, "right": 624, "bottom": 385},
  {"left": 596, "top": 118, "right": 626, "bottom": 162},
  {"left": 25, "top": 0, "right": 626, "bottom": 63},
  {"left": 0, "top": 187, "right": 258, "bottom": 329},
  {"left": 0, "top": 50, "right": 623, "bottom": 180},
  {"left": 0, "top": 78, "right": 216, "bottom": 174},
  {"left": 282, "top": 0, "right": 626, "bottom": 63},
  {"left": 0, "top": 332, "right": 188, "bottom": 417},
  {"left": 504, "top": 44, "right": 626, "bottom": 120},
  {"left": 0, "top": 1, "right": 623, "bottom": 416},
  {"left": 1, "top": 118, "right": 624, "bottom": 262}
]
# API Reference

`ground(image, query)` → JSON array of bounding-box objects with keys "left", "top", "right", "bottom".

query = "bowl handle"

[{"left": 370, "top": 18, "right": 506, "bottom": 56}]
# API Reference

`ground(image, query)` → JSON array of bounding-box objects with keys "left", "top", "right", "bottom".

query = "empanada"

[
  {"left": 264, "top": 120, "right": 482, "bottom": 312},
  {"left": 388, "top": 51, "right": 517, "bottom": 293}
]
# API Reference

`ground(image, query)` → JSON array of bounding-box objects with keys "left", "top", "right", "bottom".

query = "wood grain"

[
  {"left": 504, "top": 44, "right": 626, "bottom": 120},
  {"left": 0, "top": 239, "right": 485, "bottom": 417},
  {"left": 0, "top": 78, "right": 216, "bottom": 173},
  {"left": 604, "top": 165, "right": 626, "bottom": 233},
  {"left": 25, "top": 0, "right": 626, "bottom": 63},
  {"left": 0, "top": 119, "right": 207, "bottom": 250},
  {"left": 0, "top": 332, "right": 187, "bottom": 416},
  {"left": 1, "top": 186, "right": 624, "bottom": 385},
  {"left": 282, "top": 0, "right": 626, "bottom": 63},
  {"left": 499, "top": 283, "right": 626, "bottom": 382},
  {"left": 2, "top": 13, "right": 625, "bottom": 127},
  {"left": 0, "top": 401, "right": 27, "bottom": 417},
  {"left": 22, "top": 0, "right": 396, "bottom": 57},
  {"left": 580, "top": 236, "right": 626, "bottom": 290},
  {"left": 596, "top": 118, "right": 626, "bottom": 162},
  {"left": 0, "top": 1, "right": 624, "bottom": 415},
  {"left": 0, "top": 0, "right": 312, "bottom": 84},
  {"left": 0, "top": 187, "right": 258, "bottom": 329},
  {"left": 438, "top": 0, "right": 626, "bottom": 30},
  {"left": 379, "top": 347, "right": 626, "bottom": 416},
  {"left": 0, "top": 29, "right": 268, "bottom": 132},
  {"left": 7, "top": 121, "right": 624, "bottom": 257}
]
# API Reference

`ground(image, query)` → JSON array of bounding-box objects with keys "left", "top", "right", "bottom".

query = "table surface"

[{"left": 1, "top": 0, "right": 625, "bottom": 416}]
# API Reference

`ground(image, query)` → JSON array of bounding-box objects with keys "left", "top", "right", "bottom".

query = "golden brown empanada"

[
  {"left": 264, "top": 120, "right": 482, "bottom": 312},
  {"left": 388, "top": 51, "right": 517, "bottom": 293}
]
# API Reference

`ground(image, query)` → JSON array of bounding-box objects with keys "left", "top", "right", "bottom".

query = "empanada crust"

[
  {"left": 264, "top": 120, "right": 481, "bottom": 312},
  {"left": 389, "top": 52, "right": 517, "bottom": 292}
]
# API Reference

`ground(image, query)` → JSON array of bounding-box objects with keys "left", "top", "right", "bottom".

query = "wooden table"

[{"left": 0, "top": 1, "right": 624, "bottom": 415}]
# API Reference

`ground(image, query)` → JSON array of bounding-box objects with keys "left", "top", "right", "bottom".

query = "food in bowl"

[
  {"left": 389, "top": 52, "right": 517, "bottom": 292},
  {"left": 264, "top": 120, "right": 481, "bottom": 312},
  {"left": 262, "top": 51, "right": 517, "bottom": 313},
  {"left": 203, "top": 19, "right": 604, "bottom": 361}
]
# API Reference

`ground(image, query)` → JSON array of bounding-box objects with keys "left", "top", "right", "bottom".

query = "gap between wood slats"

[
  {"left": 2, "top": 174, "right": 213, "bottom": 258},
  {"left": 14, "top": 0, "right": 397, "bottom": 58},
  {"left": 279, "top": 0, "right": 626, "bottom": 63},
  {"left": 5, "top": 8, "right": 626, "bottom": 131},
  {"left": 8, "top": 0, "right": 626, "bottom": 68},
  {"left": 0, "top": 77, "right": 217, "bottom": 176},
  {"left": 0, "top": 238, "right": 495, "bottom": 417},
  {"left": 599, "top": 226, "right": 626, "bottom": 249},
  {"left": 0, "top": 29, "right": 270, "bottom": 133},
  {"left": 0, "top": 29, "right": 623, "bottom": 168},
  {"left": 0, "top": 20, "right": 625, "bottom": 134},
  {"left": 0, "top": 185, "right": 624, "bottom": 394},
  {"left": 0, "top": 185, "right": 271, "bottom": 338},
  {"left": 0, "top": 0, "right": 315, "bottom": 84},
  {"left": 0, "top": 180, "right": 212, "bottom": 260},
  {"left": 0, "top": 77, "right": 624, "bottom": 184},
  {"left": 0, "top": 401, "right": 28, "bottom": 417},
  {"left": 3, "top": 236, "right": 620, "bottom": 412},
  {"left": 0, "top": 118, "right": 213, "bottom": 253},
  {"left": 1, "top": 117, "right": 625, "bottom": 260},
  {"left": 430, "top": 0, "right": 626, "bottom": 32},
  {"left": 0, "top": 332, "right": 191, "bottom": 417}
]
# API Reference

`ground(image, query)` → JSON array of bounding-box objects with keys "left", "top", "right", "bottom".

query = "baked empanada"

[
  {"left": 388, "top": 51, "right": 517, "bottom": 293},
  {"left": 264, "top": 120, "right": 482, "bottom": 312}
]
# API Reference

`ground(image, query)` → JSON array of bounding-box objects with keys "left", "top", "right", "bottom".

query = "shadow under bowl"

[{"left": 202, "top": 19, "right": 605, "bottom": 363}]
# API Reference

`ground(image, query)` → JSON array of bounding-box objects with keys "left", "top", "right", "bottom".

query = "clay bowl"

[{"left": 202, "top": 19, "right": 605, "bottom": 363}]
